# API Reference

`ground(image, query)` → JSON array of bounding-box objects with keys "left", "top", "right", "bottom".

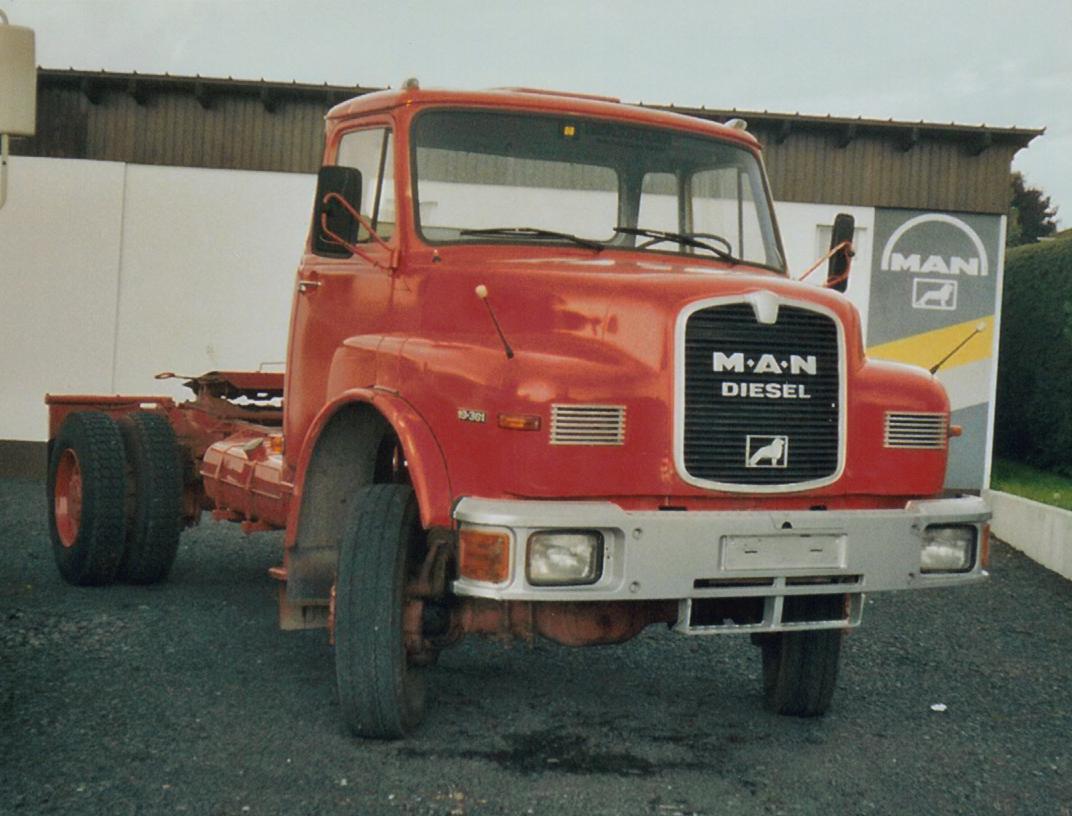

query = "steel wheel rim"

[{"left": 54, "top": 449, "right": 83, "bottom": 548}]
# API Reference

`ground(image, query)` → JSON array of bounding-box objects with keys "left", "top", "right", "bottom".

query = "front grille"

[
  {"left": 682, "top": 301, "right": 840, "bottom": 486},
  {"left": 550, "top": 404, "right": 626, "bottom": 446},
  {"left": 884, "top": 412, "right": 947, "bottom": 449}
]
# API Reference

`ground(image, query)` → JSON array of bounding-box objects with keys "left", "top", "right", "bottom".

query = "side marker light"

[{"left": 498, "top": 414, "right": 541, "bottom": 431}]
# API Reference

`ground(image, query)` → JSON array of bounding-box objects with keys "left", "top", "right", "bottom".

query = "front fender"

[
  {"left": 287, "top": 387, "right": 453, "bottom": 544},
  {"left": 370, "top": 388, "right": 454, "bottom": 528}
]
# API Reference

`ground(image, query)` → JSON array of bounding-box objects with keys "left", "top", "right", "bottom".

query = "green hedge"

[{"left": 994, "top": 236, "right": 1072, "bottom": 476}]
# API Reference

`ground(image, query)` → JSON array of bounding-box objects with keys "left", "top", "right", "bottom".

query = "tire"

[
  {"left": 760, "top": 595, "right": 844, "bottom": 717},
  {"left": 47, "top": 411, "right": 128, "bottom": 586},
  {"left": 335, "top": 484, "right": 427, "bottom": 739},
  {"left": 117, "top": 412, "right": 182, "bottom": 584}
]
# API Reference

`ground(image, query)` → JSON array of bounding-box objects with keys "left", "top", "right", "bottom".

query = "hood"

[{"left": 413, "top": 251, "right": 865, "bottom": 371}]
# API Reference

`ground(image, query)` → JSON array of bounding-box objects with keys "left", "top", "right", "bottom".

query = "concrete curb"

[{"left": 983, "top": 489, "right": 1072, "bottom": 581}]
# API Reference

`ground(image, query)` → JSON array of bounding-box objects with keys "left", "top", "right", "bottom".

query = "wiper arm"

[
  {"left": 614, "top": 226, "right": 738, "bottom": 264},
  {"left": 459, "top": 227, "right": 604, "bottom": 252}
]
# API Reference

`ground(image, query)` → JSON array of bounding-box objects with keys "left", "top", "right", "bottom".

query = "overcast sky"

[{"left": 6, "top": 0, "right": 1070, "bottom": 227}]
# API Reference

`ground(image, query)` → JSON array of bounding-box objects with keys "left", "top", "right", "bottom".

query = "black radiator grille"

[{"left": 683, "top": 302, "right": 841, "bottom": 486}]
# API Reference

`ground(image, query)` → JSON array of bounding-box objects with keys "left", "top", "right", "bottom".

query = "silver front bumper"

[{"left": 452, "top": 496, "right": 990, "bottom": 633}]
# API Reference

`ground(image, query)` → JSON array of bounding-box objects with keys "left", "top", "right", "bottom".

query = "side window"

[{"left": 335, "top": 127, "right": 395, "bottom": 241}]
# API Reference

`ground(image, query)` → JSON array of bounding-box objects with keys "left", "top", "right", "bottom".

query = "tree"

[{"left": 1008, "top": 172, "right": 1058, "bottom": 246}]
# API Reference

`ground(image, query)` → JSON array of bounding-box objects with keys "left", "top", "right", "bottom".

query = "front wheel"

[
  {"left": 758, "top": 595, "right": 844, "bottom": 717},
  {"left": 335, "top": 484, "right": 427, "bottom": 739}
]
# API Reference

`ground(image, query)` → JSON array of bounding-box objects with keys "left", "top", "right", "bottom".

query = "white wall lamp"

[{"left": 0, "top": 9, "right": 36, "bottom": 210}]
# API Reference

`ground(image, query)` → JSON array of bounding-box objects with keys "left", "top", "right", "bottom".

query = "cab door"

[{"left": 283, "top": 123, "right": 398, "bottom": 468}]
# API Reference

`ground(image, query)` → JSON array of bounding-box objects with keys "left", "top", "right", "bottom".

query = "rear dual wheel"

[
  {"left": 48, "top": 411, "right": 181, "bottom": 586},
  {"left": 48, "top": 412, "right": 128, "bottom": 585},
  {"left": 117, "top": 412, "right": 182, "bottom": 583}
]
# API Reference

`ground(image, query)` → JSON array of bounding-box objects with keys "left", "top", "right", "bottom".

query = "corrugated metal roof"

[
  {"left": 12, "top": 68, "right": 1042, "bottom": 214},
  {"left": 653, "top": 103, "right": 1040, "bottom": 146}
]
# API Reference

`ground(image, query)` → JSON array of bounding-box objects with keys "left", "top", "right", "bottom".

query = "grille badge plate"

[{"left": 745, "top": 435, "right": 789, "bottom": 468}]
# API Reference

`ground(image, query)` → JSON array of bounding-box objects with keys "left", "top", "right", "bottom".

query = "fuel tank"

[{"left": 200, "top": 428, "right": 290, "bottom": 528}]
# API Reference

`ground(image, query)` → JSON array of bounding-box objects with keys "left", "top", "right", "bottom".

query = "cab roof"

[{"left": 326, "top": 85, "right": 762, "bottom": 151}]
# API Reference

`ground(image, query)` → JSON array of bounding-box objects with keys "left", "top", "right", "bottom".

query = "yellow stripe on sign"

[{"left": 867, "top": 315, "right": 994, "bottom": 371}]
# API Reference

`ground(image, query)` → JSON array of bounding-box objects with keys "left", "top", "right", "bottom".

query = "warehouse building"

[{"left": 0, "top": 69, "right": 1042, "bottom": 488}]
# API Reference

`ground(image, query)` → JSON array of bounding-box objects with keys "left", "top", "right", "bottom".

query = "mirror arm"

[
  {"left": 797, "top": 240, "right": 854, "bottom": 283},
  {"left": 823, "top": 269, "right": 850, "bottom": 289},
  {"left": 320, "top": 192, "right": 397, "bottom": 269}
]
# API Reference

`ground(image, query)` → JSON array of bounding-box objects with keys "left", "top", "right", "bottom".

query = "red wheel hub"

[{"left": 54, "top": 449, "right": 83, "bottom": 548}]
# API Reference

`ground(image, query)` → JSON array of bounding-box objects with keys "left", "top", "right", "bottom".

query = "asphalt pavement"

[{"left": 2, "top": 477, "right": 1070, "bottom": 816}]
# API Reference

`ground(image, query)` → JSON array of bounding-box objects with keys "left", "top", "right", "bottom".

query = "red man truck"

[{"left": 44, "top": 82, "right": 990, "bottom": 739}]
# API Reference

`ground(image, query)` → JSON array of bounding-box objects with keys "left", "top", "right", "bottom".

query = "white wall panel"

[
  {"left": 0, "top": 157, "right": 125, "bottom": 441},
  {"left": 774, "top": 201, "right": 875, "bottom": 340},
  {"left": 113, "top": 165, "right": 314, "bottom": 403},
  {"left": 0, "top": 158, "right": 315, "bottom": 442}
]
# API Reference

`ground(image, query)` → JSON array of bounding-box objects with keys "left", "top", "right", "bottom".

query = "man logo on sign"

[
  {"left": 880, "top": 213, "right": 989, "bottom": 278},
  {"left": 912, "top": 279, "right": 958, "bottom": 311}
]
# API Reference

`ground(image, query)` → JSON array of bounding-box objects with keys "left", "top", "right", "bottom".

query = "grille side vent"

[
  {"left": 884, "top": 412, "right": 947, "bottom": 449},
  {"left": 550, "top": 405, "right": 626, "bottom": 446}
]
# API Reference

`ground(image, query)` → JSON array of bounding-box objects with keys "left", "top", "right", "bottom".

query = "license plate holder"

[{"left": 721, "top": 534, "right": 847, "bottom": 571}]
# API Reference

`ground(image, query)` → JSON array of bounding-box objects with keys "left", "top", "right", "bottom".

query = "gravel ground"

[{"left": 2, "top": 476, "right": 1071, "bottom": 816}]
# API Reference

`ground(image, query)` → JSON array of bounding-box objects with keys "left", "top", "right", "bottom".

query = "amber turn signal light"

[
  {"left": 948, "top": 424, "right": 963, "bottom": 438},
  {"left": 459, "top": 528, "right": 511, "bottom": 583},
  {"left": 498, "top": 413, "right": 541, "bottom": 431},
  {"left": 980, "top": 524, "right": 991, "bottom": 569}
]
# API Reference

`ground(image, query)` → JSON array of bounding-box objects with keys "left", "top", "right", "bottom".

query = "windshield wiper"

[
  {"left": 459, "top": 227, "right": 605, "bottom": 252},
  {"left": 614, "top": 226, "right": 739, "bottom": 264}
]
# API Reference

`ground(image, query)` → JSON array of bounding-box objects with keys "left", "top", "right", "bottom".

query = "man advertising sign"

[{"left": 866, "top": 209, "right": 1003, "bottom": 490}]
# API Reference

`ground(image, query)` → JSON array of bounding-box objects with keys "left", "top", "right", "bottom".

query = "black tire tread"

[
  {"left": 118, "top": 412, "right": 182, "bottom": 584},
  {"left": 47, "top": 412, "right": 128, "bottom": 586},
  {"left": 761, "top": 596, "right": 844, "bottom": 717},
  {"left": 335, "top": 483, "right": 426, "bottom": 739}
]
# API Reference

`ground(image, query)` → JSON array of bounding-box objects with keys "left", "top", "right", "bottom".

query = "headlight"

[
  {"left": 527, "top": 531, "right": 603, "bottom": 586},
  {"left": 921, "top": 524, "right": 976, "bottom": 573}
]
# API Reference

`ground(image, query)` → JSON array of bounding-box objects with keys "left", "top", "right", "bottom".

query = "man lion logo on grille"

[{"left": 746, "top": 436, "right": 788, "bottom": 468}]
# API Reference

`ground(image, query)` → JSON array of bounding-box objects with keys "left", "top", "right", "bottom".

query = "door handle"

[{"left": 297, "top": 279, "right": 321, "bottom": 293}]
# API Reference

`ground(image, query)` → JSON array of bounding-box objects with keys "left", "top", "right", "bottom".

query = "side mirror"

[
  {"left": 312, "top": 165, "right": 362, "bottom": 257},
  {"left": 826, "top": 213, "right": 855, "bottom": 292}
]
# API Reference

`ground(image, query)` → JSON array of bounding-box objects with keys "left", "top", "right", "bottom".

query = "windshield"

[{"left": 411, "top": 108, "right": 784, "bottom": 270}]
